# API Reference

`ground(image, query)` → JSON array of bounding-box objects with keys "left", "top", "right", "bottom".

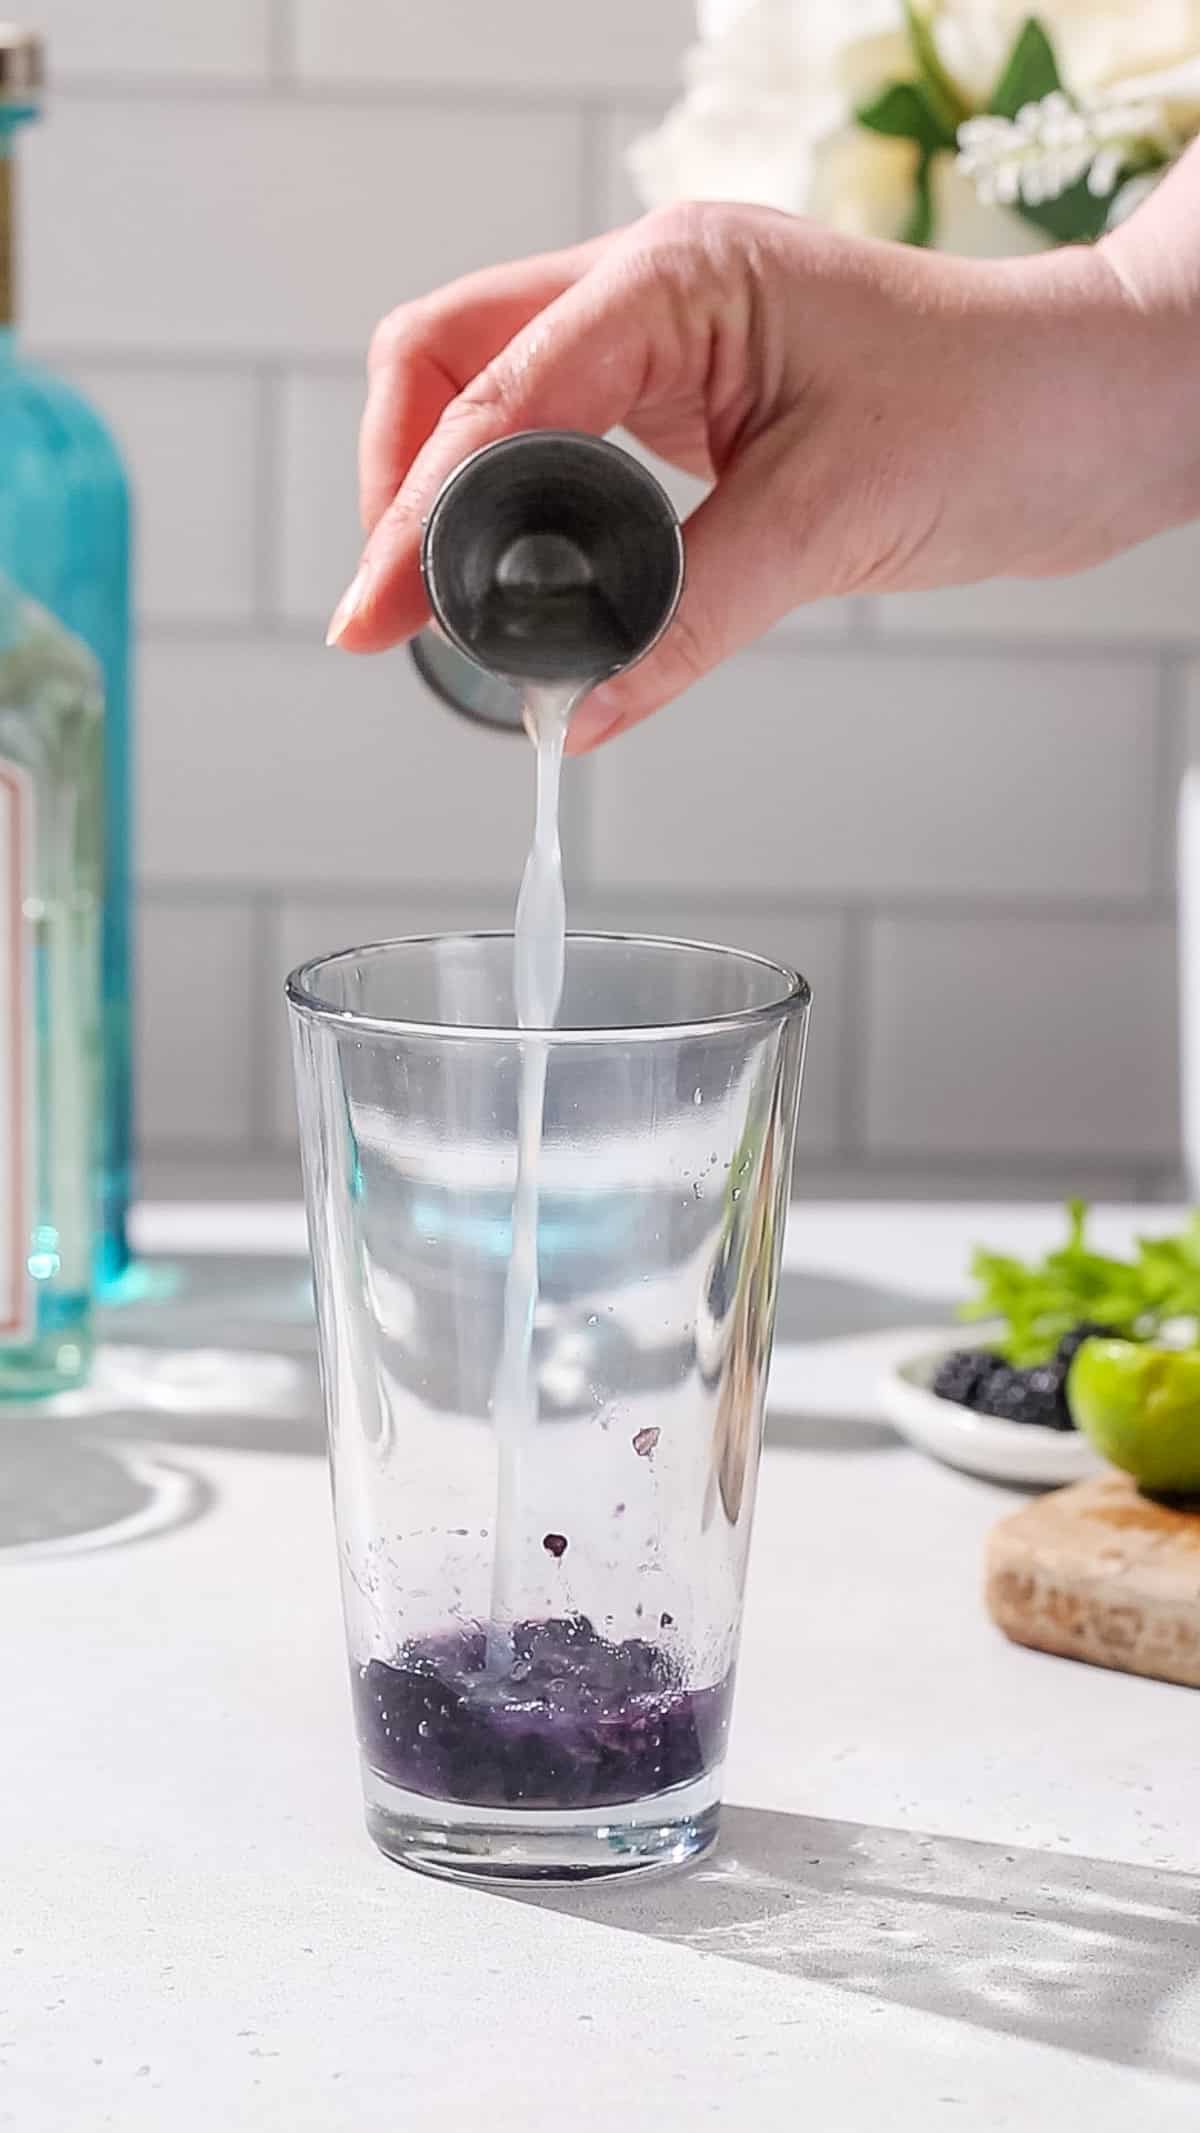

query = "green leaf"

[
  {"left": 902, "top": 153, "right": 936, "bottom": 247},
  {"left": 989, "top": 18, "right": 1062, "bottom": 121},
  {"left": 958, "top": 1201, "right": 1200, "bottom": 1363},
  {"left": 1014, "top": 175, "right": 1114, "bottom": 244},
  {"left": 858, "top": 80, "right": 955, "bottom": 155},
  {"left": 904, "top": 2, "right": 970, "bottom": 132}
]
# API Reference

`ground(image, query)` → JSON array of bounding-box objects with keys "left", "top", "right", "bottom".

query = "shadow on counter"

[{"left": 510, "top": 1803, "right": 1200, "bottom": 2081}]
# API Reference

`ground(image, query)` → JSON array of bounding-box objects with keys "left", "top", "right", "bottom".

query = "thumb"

[{"left": 328, "top": 257, "right": 658, "bottom": 653}]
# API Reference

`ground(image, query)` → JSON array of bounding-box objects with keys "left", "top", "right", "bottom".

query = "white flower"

[
  {"left": 631, "top": 4, "right": 1200, "bottom": 255},
  {"left": 630, "top": 2, "right": 913, "bottom": 233},
  {"left": 807, "top": 130, "right": 922, "bottom": 241},
  {"left": 957, "top": 89, "right": 1171, "bottom": 210},
  {"left": 931, "top": 2, "right": 1200, "bottom": 111}
]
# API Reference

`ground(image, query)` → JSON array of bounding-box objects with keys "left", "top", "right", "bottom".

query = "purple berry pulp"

[{"left": 354, "top": 1615, "right": 732, "bottom": 1810}]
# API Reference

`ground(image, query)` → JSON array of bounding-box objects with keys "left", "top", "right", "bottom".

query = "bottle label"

[{"left": 0, "top": 758, "right": 34, "bottom": 1344}]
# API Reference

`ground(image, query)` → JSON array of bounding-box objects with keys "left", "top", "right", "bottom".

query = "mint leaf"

[
  {"left": 989, "top": 18, "right": 1061, "bottom": 120},
  {"left": 858, "top": 81, "right": 955, "bottom": 155},
  {"left": 905, "top": 2, "right": 969, "bottom": 133},
  {"left": 958, "top": 1201, "right": 1182, "bottom": 1363}
]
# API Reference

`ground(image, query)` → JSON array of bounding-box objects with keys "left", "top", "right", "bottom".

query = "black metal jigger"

[{"left": 408, "top": 430, "right": 685, "bottom": 732}]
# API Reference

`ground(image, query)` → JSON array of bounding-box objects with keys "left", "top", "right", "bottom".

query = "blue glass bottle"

[{"left": 0, "top": 29, "right": 132, "bottom": 1288}]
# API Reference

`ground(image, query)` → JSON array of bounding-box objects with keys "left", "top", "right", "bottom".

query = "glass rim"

[{"left": 285, "top": 930, "right": 810, "bottom": 1046}]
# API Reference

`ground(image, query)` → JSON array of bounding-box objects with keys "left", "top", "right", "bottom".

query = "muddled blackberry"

[{"left": 355, "top": 1615, "right": 731, "bottom": 1811}]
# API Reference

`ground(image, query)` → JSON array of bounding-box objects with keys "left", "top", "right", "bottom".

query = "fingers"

[
  {"left": 329, "top": 246, "right": 663, "bottom": 653},
  {"left": 564, "top": 429, "right": 816, "bottom": 753},
  {"left": 357, "top": 245, "right": 599, "bottom": 539}
]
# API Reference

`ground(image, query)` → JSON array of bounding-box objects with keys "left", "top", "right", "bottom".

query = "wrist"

[
  {"left": 1087, "top": 233, "right": 1200, "bottom": 538},
  {"left": 1012, "top": 239, "right": 1200, "bottom": 567}
]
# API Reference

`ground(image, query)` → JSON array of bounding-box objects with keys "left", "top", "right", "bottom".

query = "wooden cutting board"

[{"left": 986, "top": 1472, "right": 1200, "bottom": 1688}]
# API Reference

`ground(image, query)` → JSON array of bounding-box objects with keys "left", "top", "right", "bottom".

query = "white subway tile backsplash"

[
  {"left": 34, "top": 0, "right": 271, "bottom": 80},
  {"left": 865, "top": 915, "right": 1177, "bottom": 1163},
  {"left": 23, "top": 98, "right": 583, "bottom": 357},
  {"left": 569, "top": 895, "right": 846, "bottom": 1158},
  {"left": 138, "top": 899, "right": 255, "bottom": 1149},
  {"left": 138, "top": 639, "right": 537, "bottom": 889},
  {"left": 270, "top": 891, "right": 511, "bottom": 1140},
  {"left": 595, "top": 105, "right": 666, "bottom": 232},
  {"left": 278, "top": 371, "right": 362, "bottom": 623},
  {"left": 64, "top": 365, "right": 258, "bottom": 623},
  {"left": 293, "top": 0, "right": 693, "bottom": 94},
  {"left": 590, "top": 647, "right": 1159, "bottom": 902},
  {"left": 877, "top": 525, "right": 1200, "bottom": 646},
  {"left": 8, "top": 37, "right": 1184, "bottom": 1185},
  {"left": 268, "top": 895, "right": 844, "bottom": 1158}
]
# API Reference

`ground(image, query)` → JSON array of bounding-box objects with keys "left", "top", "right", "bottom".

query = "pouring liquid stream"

[{"left": 485, "top": 678, "right": 577, "bottom": 1670}]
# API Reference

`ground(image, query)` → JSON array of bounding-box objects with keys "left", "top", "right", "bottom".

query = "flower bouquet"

[{"left": 633, "top": 3, "right": 1200, "bottom": 253}]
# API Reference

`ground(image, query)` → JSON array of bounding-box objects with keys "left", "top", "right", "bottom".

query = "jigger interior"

[{"left": 420, "top": 430, "right": 685, "bottom": 686}]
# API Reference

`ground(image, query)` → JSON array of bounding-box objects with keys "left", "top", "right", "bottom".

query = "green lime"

[{"left": 1068, "top": 1339, "right": 1200, "bottom": 1495}]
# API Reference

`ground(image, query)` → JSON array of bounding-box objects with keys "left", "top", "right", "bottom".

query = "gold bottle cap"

[{"left": 0, "top": 25, "right": 43, "bottom": 106}]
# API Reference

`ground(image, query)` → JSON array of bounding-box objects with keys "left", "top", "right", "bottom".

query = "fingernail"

[
  {"left": 325, "top": 565, "right": 370, "bottom": 647},
  {"left": 565, "top": 691, "right": 624, "bottom": 756}
]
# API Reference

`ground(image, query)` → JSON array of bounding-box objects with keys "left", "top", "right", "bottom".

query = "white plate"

[{"left": 878, "top": 1336, "right": 1104, "bottom": 1486}]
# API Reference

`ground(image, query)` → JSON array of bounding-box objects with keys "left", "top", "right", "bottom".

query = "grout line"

[
  {"left": 27, "top": 345, "right": 362, "bottom": 379},
  {"left": 1151, "top": 651, "right": 1186, "bottom": 905},
  {"left": 855, "top": 1150, "right": 1170, "bottom": 1183},
  {"left": 251, "top": 364, "right": 283, "bottom": 625},
  {"left": 503, "top": 879, "right": 1176, "bottom": 926},
  {"left": 835, "top": 909, "right": 869, "bottom": 1161},
  {"left": 140, "top": 1144, "right": 302, "bottom": 1175},
  {"left": 267, "top": 0, "right": 294, "bottom": 82},
  {"left": 793, "top": 1152, "right": 1158, "bottom": 1191},
  {"left": 134, "top": 868, "right": 1177, "bottom": 928},
  {"left": 577, "top": 101, "right": 609, "bottom": 240},
  {"left": 247, "top": 894, "right": 284, "bottom": 1148},
  {"left": 47, "top": 73, "right": 671, "bottom": 116},
  {"left": 792, "top": 1175, "right": 1154, "bottom": 1200},
  {"left": 850, "top": 625, "right": 1181, "bottom": 668}
]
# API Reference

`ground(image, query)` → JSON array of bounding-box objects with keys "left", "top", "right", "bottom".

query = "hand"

[{"left": 328, "top": 198, "right": 1185, "bottom": 751}]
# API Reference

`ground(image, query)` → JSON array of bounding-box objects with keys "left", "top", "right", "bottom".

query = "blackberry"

[
  {"left": 975, "top": 1360, "right": 1073, "bottom": 1432},
  {"left": 931, "top": 1347, "right": 1004, "bottom": 1408},
  {"left": 930, "top": 1351, "right": 1067, "bottom": 1430}
]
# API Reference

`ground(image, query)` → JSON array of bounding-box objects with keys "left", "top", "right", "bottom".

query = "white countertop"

[{"left": 3, "top": 1203, "right": 1197, "bottom": 2131}]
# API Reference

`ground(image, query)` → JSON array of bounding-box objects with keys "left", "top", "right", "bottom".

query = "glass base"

[
  {"left": 362, "top": 1764, "right": 721, "bottom": 1885},
  {"left": 0, "top": 1302, "right": 91, "bottom": 1401}
]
